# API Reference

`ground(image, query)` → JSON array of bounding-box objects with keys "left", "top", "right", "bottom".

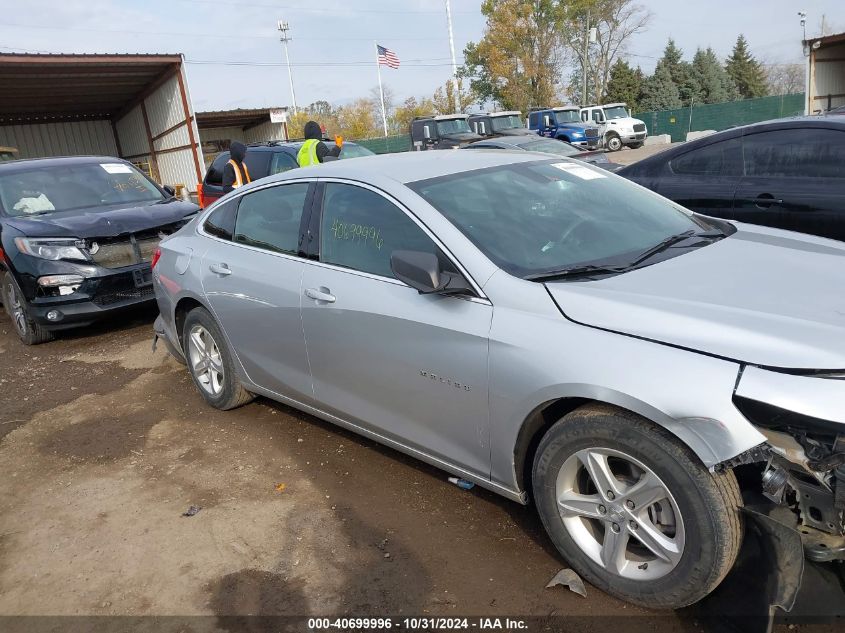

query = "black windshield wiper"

[
  {"left": 623, "top": 229, "right": 699, "bottom": 268},
  {"left": 525, "top": 263, "right": 627, "bottom": 282}
]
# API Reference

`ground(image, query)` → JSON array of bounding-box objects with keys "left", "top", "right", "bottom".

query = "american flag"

[{"left": 377, "top": 44, "right": 400, "bottom": 69}]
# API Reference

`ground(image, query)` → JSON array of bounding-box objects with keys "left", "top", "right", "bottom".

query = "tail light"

[
  {"left": 197, "top": 182, "right": 205, "bottom": 209},
  {"left": 151, "top": 247, "right": 161, "bottom": 269}
]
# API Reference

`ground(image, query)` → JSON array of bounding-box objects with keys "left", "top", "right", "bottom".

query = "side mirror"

[
  {"left": 162, "top": 184, "right": 176, "bottom": 197},
  {"left": 390, "top": 250, "right": 471, "bottom": 295}
]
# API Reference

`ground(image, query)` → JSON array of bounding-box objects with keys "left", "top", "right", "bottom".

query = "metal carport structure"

[
  {"left": 196, "top": 107, "right": 289, "bottom": 167},
  {"left": 0, "top": 53, "right": 204, "bottom": 193}
]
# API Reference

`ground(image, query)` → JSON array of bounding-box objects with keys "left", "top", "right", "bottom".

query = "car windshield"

[
  {"left": 436, "top": 118, "right": 471, "bottom": 135},
  {"left": 338, "top": 144, "right": 376, "bottom": 159},
  {"left": 604, "top": 106, "right": 629, "bottom": 120},
  {"left": 411, "top": 161, "right": 709, "bottom": 279},
  {"left": 554, "top": 110, "right": 581, "bottom": 123},
  {"left": 518, "top": 139, "right": 582, "bottom": 157},
  {"left": 0, "top": 161, "right": 164, "bottom": 217},
  {"left": 491, "top": 115, "right": 524, "bottom": 132}
]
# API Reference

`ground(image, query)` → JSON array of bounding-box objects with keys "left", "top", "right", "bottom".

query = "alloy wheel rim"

[
  {"left": 187, "top": 325, "right": 224, "bottom": 396},
  {"left": 7, "top": 283, "right": 28, "bottom": 336},
  {"left": 555, "top": 447, "right": 685, "bottom": 580}
]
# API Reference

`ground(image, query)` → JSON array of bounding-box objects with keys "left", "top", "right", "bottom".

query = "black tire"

[
  {"left": 182, "top": 306, "right": 253, "bottom": 410},
  {"left": 629, "top": 142, "right": 644, "bottom": 149},
  {"left": 532, "top": 403, "right": 742, "bottom": 609},
  {"left": 2, "top": 272, "right": 54, "bottom": 345},
  {"left": 605, "top": 134, "right": 623, "bottom": 152}
]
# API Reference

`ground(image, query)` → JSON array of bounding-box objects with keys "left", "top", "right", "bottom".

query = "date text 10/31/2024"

[{"left": 308, "top": 617, "right": 529, "bottom": 631}]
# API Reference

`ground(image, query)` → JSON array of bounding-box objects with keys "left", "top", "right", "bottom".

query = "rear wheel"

[
  {"left": 2, "top": 272, "right": 53, "bottom": 345},
  {"left": 532, "top": 403, "right": 742, "bottom": 609},
  {"left": 605, "top": 134, "right": 623, "bottom": 152},
  {"left": 183, "top": 306, "right": 253, "bottom": 410}
]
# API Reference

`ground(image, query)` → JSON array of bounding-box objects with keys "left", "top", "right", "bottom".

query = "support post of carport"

[{"left": 176, "top": 70, "right": 203, "bottom": 183}]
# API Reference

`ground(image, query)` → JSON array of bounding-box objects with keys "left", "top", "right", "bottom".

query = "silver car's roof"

[{"left": 259, "top": 150, "right": 548, "bottom": 187}]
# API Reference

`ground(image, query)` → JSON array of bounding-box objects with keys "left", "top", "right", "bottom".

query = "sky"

[{"left": 0, "top": 0, "right": 840, "bottom": 112}]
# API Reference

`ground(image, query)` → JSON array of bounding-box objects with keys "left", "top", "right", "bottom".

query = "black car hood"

[{"left": 3, "top": 200, "right": 199, "bottom": 238}]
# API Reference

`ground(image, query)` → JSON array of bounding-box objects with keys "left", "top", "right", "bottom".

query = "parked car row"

[{"left": 2, "top": 115, "right": 844, "bottom": 615}]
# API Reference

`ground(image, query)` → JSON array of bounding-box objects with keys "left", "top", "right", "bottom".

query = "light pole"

[
  {"left": 278, "top": 20, "right": 298, "bottom": 114},
  {"left": 581, "top": 9, "right": 590, "bottom": 105},
  {"left": 444, "top": 0, "right": 459, "bottom": 110}
]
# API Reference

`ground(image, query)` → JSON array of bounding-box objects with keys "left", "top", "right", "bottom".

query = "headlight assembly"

[{"left": 14, "top": 237, "right": 87, "bottom": 261}]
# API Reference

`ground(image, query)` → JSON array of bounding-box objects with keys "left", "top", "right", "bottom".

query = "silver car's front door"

[
  {"left": 201, "top": 182, "right": 314, "bottom": 403},
  {"left": 300, "top": 182, "right": 492, "bottom": 476}
]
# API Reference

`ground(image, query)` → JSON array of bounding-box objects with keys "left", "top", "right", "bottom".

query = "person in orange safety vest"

[{"left": 222, "top": 141, "right": 251, "bottom": 193}]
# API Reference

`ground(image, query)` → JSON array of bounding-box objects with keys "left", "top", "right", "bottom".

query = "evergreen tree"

[
  {"left": 692, "top": 47, "right": 739, "bottom": 103},
  {"left": 603, "top": 59, "right": 645, "bottom": 112},
  {"left": 640, "top": 62, "right": 682, "bottom": 111},
  {"left": 725, "top": 34, "right": 768, "bottom": 98},
  {"left": 656, "top": 38, "right": 700, "bottom": 106}
]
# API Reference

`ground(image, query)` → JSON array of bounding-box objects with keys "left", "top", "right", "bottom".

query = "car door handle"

[
  {"left": 208, "top": 263, "right": 232, "bottom": 276},
  {"left": 743, "top": 195, "right": 783, "bottom": 207},
  {"left": 305, "top": 287, "right": 336, "bottom": 303}
]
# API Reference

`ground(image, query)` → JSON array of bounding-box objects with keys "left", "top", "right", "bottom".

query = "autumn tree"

[
  {"left": 432, "top": 78, "right": 473, "bottom": 114},
  {"left": 461, "top": 0, "right": 566, "bottom": 111},
  {"left": 692, "top": 47, "right": 738, "bottom": 104},
  {"left": 391, "top": 96, "right": 437, "bottom": 134},
  {"left": 564, "top": 0, "right": 652, "bottom": 104},
  {"left": 603, "top": 58, "right": 644, "bottom": 110},
  {"left": 335, "top": 98, "right": 379, "bottom": 140},
  {"left": 725, "top": 34, "right": 767, "bottom": 99}
]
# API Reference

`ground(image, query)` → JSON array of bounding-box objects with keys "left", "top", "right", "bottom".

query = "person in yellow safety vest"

[
  {"left": 222, "top": 141, "right": 251, "bottom": 193},
  {"left": 297, "top": 121, "right": 342, "bottom": 167}
]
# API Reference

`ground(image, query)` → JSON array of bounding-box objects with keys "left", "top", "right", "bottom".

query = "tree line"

[{"left": 288, "top": 0, "right": 804, "bottom": 140}]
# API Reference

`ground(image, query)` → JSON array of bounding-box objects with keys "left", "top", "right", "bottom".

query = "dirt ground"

[{"left": 0, "top": 307, "right": 838, "bottom": 632}]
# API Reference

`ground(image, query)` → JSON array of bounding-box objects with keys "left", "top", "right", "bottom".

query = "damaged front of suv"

[{"left": 0, "top": 156, "right": 198, "bottom": 344}]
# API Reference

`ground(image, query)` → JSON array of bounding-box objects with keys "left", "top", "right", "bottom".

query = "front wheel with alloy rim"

[
  {"left": 532, "top": 403, "right": 743, "bottom": 609},
  {"left": 605, "top": 134, "right": 623, "bottom": 152},
  {"left": 2, "top": 272, "right": 53, "bottom": 345},
  {"left": 183, "top": 306, "right": 254, "bottom": 410}
]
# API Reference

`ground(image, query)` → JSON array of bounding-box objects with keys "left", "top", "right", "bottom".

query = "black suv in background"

[
  {"left": 199, "top": 140, "right": 374, "bottom": 208},
  {"left": 0, "top": 156, "right": 199, "bottom": 344},
  {"left": 619, "top": 117, "right": 845, "bottom": 241}
]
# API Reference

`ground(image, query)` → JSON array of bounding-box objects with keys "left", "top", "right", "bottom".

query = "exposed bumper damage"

[
  {"left": 706, "top": 365, "right": 845, "bottom": 624},
  {"left": 732, "top": 366, "right": 845, "bottom": 556}
]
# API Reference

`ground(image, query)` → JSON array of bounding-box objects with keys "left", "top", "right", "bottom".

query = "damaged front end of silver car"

[{"left": 699, "top": 365, "right": 845, "bottom": 628}]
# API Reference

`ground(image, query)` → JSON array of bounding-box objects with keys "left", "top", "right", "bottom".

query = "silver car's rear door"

[
  {"left": 300, "top": 181, "right": 493, "bottom": 476},
  {"left": 200, "top": 182, "right": 314, "bottom": 403}
]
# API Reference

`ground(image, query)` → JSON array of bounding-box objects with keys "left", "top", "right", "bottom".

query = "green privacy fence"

[
  {"left": 354, "top": 134, "right": 412, "bottom": 154},
  {"left": 635, "top": 93, "right": 806, "bottom": 143}
]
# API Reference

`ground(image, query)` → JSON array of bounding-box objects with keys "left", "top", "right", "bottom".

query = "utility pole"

[
  {"left": 581, "top": 9, "right": 590, "bottom": 106},
  {"left": 444, "top": 0, "right": 459, "bottom": 110},
  {"left": 277, "top": 21, "right": 298, "bottom": 114}
]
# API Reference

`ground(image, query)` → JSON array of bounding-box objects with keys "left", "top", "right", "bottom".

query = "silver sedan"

[{"left": 152, "top": 150, "right": 845, "bottom": 609}]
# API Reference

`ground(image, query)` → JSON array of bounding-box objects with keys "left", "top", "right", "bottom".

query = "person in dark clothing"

[
  {"left": 297, "top": 121, "right": 342, "bottom": 167},
  {"left": 222, "top": 141, "right": 251, "bottom": 193}
]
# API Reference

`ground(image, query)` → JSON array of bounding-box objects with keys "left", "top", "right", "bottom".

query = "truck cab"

[
  {"left": 527, "top": 107, "right": 601, "bottom": 149},
  {"left": 580, "top": 103, "right": 648, "bottom": 151},
  {"left": 467, "top": 111, "right": 533, "bottom": 138},
  {"left": 410, "top": 114, "right": 483, "bottom": 150}
]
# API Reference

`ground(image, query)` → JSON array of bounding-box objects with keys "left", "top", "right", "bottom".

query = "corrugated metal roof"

[
  {"left": 0, "top": 53, "right": 183, "bottom": 124},
  {"left": 196, "top": 107, "right": 287, "bottom": 129}
]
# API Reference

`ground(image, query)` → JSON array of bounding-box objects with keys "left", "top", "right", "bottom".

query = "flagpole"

[{"left": 375, "top": 41, "right": 388, "bottom": 137}]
